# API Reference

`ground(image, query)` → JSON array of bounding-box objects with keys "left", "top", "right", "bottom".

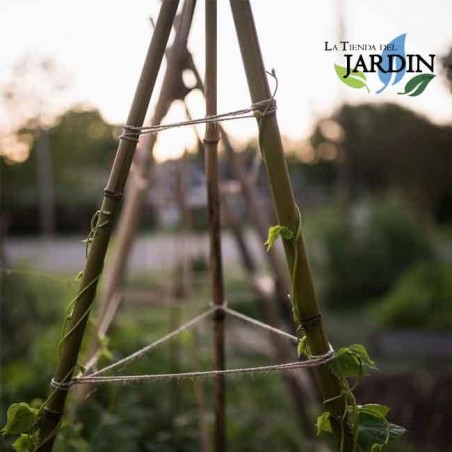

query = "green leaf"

[
  {"left": 357, "top": 411, "right": 388, "bottom": 451},
  {"left": 264, "top": 225, "right": 294, "bottom": 251},
  {"left": 13, "top": 434, "right": 33, "bottom": 452},
  {"left": 328, "top": 347, "right": 363, "bottom": 378},
  {"left": 398, "top": 73, "right": 435, "bottom": 97},
  {"left": 2, "top": 403, "right": 39, "bottom": 435},
  {"left": 335, "top": 64, "right": 370, "bottom": 92},
  {"left": 316, "top": 411, "right": 333, "bottom": 436},
  {"left": 359, "top": 404, "right": 390, "bottom": 418},
  {"left": 328, "top": 345, "right": 379, "bottom": 378},
  {"left": 348, "top": 344, "right": 376, "bottom": 367},
  {"left": 370, "top": 444, "right": 384, "bottom": 452}
]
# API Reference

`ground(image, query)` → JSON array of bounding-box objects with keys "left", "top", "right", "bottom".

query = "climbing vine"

[
  {"left": 265, "top": 222, "right": 406, "bottom": 451},
  {"left": 2, "top": 210, "right": 113, "bottom": 451}
]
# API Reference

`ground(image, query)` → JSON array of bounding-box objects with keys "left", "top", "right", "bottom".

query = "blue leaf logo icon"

[{"left": 377, "top": 33, "right": 406, "bottom": 94}]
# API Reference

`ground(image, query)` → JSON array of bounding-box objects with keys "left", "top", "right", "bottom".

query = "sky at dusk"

[{"left": 1, "top": 0, "right": 452, "bottom": 161}]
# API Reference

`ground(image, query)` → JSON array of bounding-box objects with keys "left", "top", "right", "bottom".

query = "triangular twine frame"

[
  {"left": 55, "top": 304, "right": 332, "bottom": 388},
  {"left": 36, "top": 1, "right": 351, "bottom": 451}
]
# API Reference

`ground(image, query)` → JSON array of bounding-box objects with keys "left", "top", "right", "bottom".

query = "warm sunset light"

[
  {"left": 1, "top": 1, "right": 452, "bottom": 162},
  {"left": 2, "top": 2, "right": 452, "bottom": 452}
]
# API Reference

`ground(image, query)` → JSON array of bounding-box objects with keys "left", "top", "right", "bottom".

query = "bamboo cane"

[
  {"left": 191, "top": 326, "right": 211, "bottom": 452},
  {"left": 229, "top": 1, "right": 354, "bottom": 449},
  {"left": 36, "top": 2, "right": 179, "bottom": 450},
  {"left": 204, "top": 1, "right": 226, "bottom": 450},
  {"left": 73, "top": 0, "right": 198, "bottom": 404},
  {"left": 97, "top": 0, "right": 197, "bottom": 323}
]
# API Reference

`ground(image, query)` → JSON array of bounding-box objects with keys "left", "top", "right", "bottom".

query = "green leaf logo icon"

[
  {"left": 335, "top": 64, "right": 370, "bottom": 93},
  {"left": 398, "top": 73, "right": 435, "bottom": 96}
]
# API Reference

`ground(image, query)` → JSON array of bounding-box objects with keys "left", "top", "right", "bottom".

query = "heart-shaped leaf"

[
  {"left": 2, "top": 403, "right": 39, "bottom": 436},
  {"left": 328, "top": 347, "right": 363, "bottom": 378},
  {"left": 357, "top": 411, "right": 388, "bottom": 451},
  {"left": 348, "top": 344, "right": 376, "bottom": 368},
  {"left": 335, "top": 65, "right": 369, "bottom": 92},
  {"left": 356, "top": 409, "right": 406, "bottom": 451},
  {"left": 398, "top": 73, "right": 436, "bottom": 96}
]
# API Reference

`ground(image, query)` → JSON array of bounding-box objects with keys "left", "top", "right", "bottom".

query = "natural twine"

[
  {"left": 71, "top": 352, "right": 334, "bottom": 386},
  {"left": 119, "top": 99, "right": 277, "bottom": 142},
  {"left": 51, "top": 304, "right": 335, "bottom": 389}
]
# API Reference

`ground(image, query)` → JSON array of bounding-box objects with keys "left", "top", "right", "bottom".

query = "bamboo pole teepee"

[
  {"left": 35, "top": 2, "right": 357, "bottom": 450},
  {"left": 84, "top": 1, "right": 319, "bottom": 441}
]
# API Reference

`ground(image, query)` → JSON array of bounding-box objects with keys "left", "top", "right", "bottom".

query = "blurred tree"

[
  {"left": 312, "top": 103, "right": 452, "bottom": 221},
  {"left": 1, "top": 55, "right": 71, "bottom": 235},
  {"left": 1, "top": 107, "right": 116, "bottom": 233}
]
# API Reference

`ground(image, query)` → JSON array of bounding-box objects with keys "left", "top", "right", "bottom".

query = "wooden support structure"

[{"left": 32, "top": 2, "right": 355, "bottom": 450}]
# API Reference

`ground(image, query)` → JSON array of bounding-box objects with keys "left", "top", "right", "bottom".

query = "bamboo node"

[
  {"left": 103, "top": 189, "right": 123, "bottom": 200},
  {"left": 300, "top": 313, "right": 323, "bottom": 331}
]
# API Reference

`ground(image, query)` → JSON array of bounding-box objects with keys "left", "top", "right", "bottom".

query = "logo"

[{"left": 325, "top": 34, "right": 436, "bottom": 96}]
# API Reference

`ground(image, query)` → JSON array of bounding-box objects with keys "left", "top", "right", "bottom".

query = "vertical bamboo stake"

[
  {"left": 204, "top": 1, "right": 226, "bottom": 451},
  {"left": 36, "top": 2, "right": 179, "bottom": 450},
  {"left": 229, "top": 1, "right": 353, "bottom": 449},
  {"left": 191, "top": 327, "right": 211, "bottom": 452}
]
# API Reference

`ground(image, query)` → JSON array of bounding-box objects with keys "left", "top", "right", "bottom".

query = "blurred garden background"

[{"left": 1, "top": 1, "right": 452, "bottom": 451}]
